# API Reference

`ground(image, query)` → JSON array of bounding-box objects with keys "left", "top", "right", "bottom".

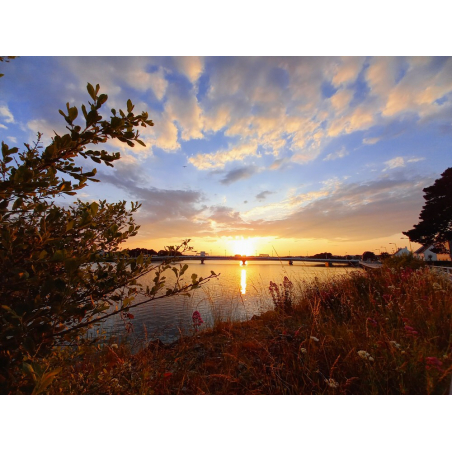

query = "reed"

[{"left": 13, "top": 260, "right": 452, "bottom": 394}]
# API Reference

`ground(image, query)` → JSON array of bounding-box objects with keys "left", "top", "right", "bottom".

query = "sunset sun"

[{"left": 232, "top": 237, "right": 255, "bottom": 256}]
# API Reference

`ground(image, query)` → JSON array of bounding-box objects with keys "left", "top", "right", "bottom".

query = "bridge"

[{"left": 149, "top": 255, "right": 360, "bottom": 267}]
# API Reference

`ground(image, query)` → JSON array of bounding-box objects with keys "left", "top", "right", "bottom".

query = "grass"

[{"left": 11, "top": 258, "right": 452, "bottom": 394}]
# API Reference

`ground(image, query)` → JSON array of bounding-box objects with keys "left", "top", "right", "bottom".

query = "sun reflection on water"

[{"left": 240, "top": 268, "right": 247, "bottom": 294}]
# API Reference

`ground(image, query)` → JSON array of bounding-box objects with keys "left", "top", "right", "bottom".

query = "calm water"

[{"left": 98, "top": 260, "right": 353, "bottom": 344}]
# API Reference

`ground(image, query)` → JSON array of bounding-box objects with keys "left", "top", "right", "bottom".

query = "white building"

[
  {"left": 414, "top": 243, "right": 451, "bottom": 261},
  {"left": 394, "top": 247, "right": 411, "bottom": 257}
]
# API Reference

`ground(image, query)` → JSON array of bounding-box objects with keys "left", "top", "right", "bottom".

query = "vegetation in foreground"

[{"left": 10, "top": 257, "right": 451, "bottom": 395}]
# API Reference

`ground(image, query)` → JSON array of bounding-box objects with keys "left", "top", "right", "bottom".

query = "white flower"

[
  {"left": 358, "top": 350, "right": 374, "bottom": 361},
  {"left": 325, "top": 378, "right": 339, "bottom": 389},
  {"left": 310, "top": 336, "right": 319, "bottom": 342},
  {"left": 390, "top": 341, "right": 401, "bottom": 349}
]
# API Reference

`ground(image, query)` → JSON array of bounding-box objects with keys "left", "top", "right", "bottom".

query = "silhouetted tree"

[
  {"left": 312, "top": 252, "right": 333, "bottom": 259},
  {"left": 404, "top": 168, "right": 452, "bottom": 253},
  {"left": 362, "top": 251, "right": 376, "bottom": 261}
]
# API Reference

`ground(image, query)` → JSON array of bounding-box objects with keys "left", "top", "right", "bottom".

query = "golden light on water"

[{"left": 240, "top": 269, "right": 247, "bottom": 295}]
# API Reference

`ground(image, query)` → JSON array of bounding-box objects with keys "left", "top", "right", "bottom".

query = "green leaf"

[
  {"left": 127, "top": 99, "right": 133, "bottom": 113},
  {"left": 98, "top": 94, "right": 108, "bottom": 105},
  {"left": 51, "top": 250, "right": 65, "bottom": 262},
  {"left": 87, "top": 83, "right": 96, "bottom": 100},
  {"left": 90, "top": 202, "right": 99, "bottom": 216}
]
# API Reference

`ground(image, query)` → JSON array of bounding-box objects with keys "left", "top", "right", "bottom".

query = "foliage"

[
  {"left": 0, "top": 56, "right": 17, "bottom": 78},
  {"left": 382, "top": 253, "right": 427, "bottom": 271},
  {"left": 268, "top": 276, "right": 293, "bottom": 312},
  {"left": 362, "top": 251, "right": 376, "bottom": 261},
  {"left": 404, "top": 167, "right": 452, "bottom": 251},
  {"left": 0, "top": 72, "right": 215, "bottom": 393},
  {"left": 37, "top": 266, "right": 452, "bottom": 395}
]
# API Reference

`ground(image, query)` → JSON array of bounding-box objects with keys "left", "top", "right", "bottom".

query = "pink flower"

[
  {"left": 404, "top": 325, "right": 418, "bottom": 336},
  {"left": 192, "top": 310, "right": 204, "bottom": 330},
  {"left": 425, "top": 357, "right": 443, "bottom": 371}
]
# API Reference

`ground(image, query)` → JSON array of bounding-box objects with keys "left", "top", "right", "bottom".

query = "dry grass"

[{"left": 14, "top": 262, "right": 452, "bottom": 394}]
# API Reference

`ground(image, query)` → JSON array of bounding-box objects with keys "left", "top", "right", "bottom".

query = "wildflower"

[
  {"left": 433, "top": 282, "right": 441, "bottom": 290},
  {"left": 325, "top": 378, "right": 339, "bottom": 389},
  {"left": 404, "top": 325, "right": 419, "bottom": 336},
  {"left": 387, "top": 285, "right": 395, "bottom": 290},
  {"left": 367, "top": 317, "right": 378, "bottom": 327},
  {"left": 358, "top": 350, "right": 374, "bottom": 361},
  {"left": 192, "top": 311, "right": 204, "bottom": 330},
  {"left": 389, "top": 341, "right": 401, "bottom": 349},
  {"left": 111, "top": 343, "right": 118, "bottom": 349},
  {"left": 425, "top": 357, "right": 443, "bottom": 371},
  {"left": 163, "top": 372, "right": 173, "bottom": 378},
  {"left": 300, "top": 348, "right": 307, "bottom": 354},
  {"left": 310, "top": 336, "right": 319, "bottom": 342}
]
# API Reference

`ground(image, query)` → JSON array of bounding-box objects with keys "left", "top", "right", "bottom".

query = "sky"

[{"left": 1, "top": 56, "right": 451, "bottom": 256}]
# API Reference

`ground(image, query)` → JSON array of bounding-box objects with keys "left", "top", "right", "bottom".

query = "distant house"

[
  {"left": 394, "top": 247, "right": 411, "bottom": 257},
  {"left": 414, "top": 243, "right": 452, "bottom": 261}
]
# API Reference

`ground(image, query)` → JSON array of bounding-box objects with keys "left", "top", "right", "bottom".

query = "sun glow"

[{"left": 231, "top": 236, "right": 255, "bottom": 256}]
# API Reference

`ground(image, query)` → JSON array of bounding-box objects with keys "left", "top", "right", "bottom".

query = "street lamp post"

[{"left": 389, "top": 243, "right": 397, "bottom": 253}]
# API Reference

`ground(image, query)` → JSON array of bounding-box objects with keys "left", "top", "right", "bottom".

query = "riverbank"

[{"left": 9, "top": 257, "right": 452, "bottom": 394}]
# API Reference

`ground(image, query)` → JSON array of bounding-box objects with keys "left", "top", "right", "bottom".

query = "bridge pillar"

[
  {"left": 201, "top": 259, "right": 205, "bottom": 264},
  {"left": 325, "top": 261, "right": 333, "bottom": 267},
  {"left": 289, "top": 260, "right": 293, "bottom": 265},
  {"left": 241, "top": 259, "right": 246, "bottom": 265}
]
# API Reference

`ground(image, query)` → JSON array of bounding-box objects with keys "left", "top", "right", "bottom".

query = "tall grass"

[{"left": 11, "top": 262, "right": 452, "bottom": 394}]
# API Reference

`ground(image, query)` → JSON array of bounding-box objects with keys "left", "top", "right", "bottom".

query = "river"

[{"left": 98, "top": 260, "right": 354, "bottom": 344}]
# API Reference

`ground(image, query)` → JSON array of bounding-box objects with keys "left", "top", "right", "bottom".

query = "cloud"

[
  {"left": 256, "top": 190, "right": 274, "bottom": 201},
  {"left": 330, "top": 89, "right": 353, "bottom": 111},
  {"left": 13, "top": 56, "right": 452, "bottom": 173},
  {"left": 189, "top": 142, "right": 259, "bottom": 170},
  {"left": 173, "top": 56, "right": 204, "bottom": 84},
  {"left": 220, "top": 166, "right": 258, "bottom": 185},
  {"left": 363, "top": 137, "right": 381, "bottom": 145},
  {"left": 125, "top": 66, "right": 168, "bottom": 101},
  {"left": 98, "top": 159, "right": 205, "bottom": 221},
  {"left": 244, "top": 174, "right": 432, "bottom": 241},
  {"left": 165, "top": 88, "right": 204, "bottom": 141},
  {"left": 0, "top": 104, "right": 14, "bottom": 123},
  {"left": 269, "top": 158, "right": 285, "bottom": 170},
  {"left": 332, "top": 56, "right": 366, "bottom": 87},
  {"left": 323, "top": 147, "right": 349, "bottom": 161},
  {"left": 383, "top": 156, "right": 425, "bottom": 172},
  {"left": 383, "top": 58, "right": 452, "bottom": 118}
]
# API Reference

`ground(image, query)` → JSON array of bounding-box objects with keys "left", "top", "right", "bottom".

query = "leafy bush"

[
  {"left": 0, "top": 71, "right": 215, "bottom": 393},
  {"left": 382, "top": 253, "right": 427, "bottom": 271}
]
